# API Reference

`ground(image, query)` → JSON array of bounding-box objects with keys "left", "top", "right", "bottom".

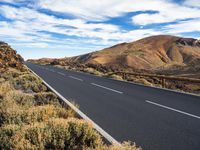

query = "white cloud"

[
  {"left": 37, "top": 0, "right": 200, "bottom": 26},
  {"left": 0, "top": 5, "right": 120, "bottom": 42},
  {"left": 184, "top": 0, "right": 200, "bottom": 8},
  {"left": 132, "top": 2, "right": 200, "bottom": 25},
  {"left": 37, "top": 0, "right": 168, "bottom": 21},
  {"left": 0, "top": 5, "right": 161, "bottom": 46},
  {"left": 164, "top": 19, "right": 200, "bottom": 34}
]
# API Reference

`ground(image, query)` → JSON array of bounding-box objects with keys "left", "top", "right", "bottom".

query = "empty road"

[{"left": 26, "top": 62, "right": 200, "bottom": 150}]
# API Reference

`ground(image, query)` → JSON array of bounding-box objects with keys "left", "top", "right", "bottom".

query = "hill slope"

[
  {"left": 67, "top": 35, "right": 200, "bottom": 72},
  {"left": 29, "top": 35, "right": 200, "bottom": 76}
]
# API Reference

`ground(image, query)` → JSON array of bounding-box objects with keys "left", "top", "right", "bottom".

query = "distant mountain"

[
  {"left": 28, "top": 35, "right": 200, "bottom": 77},
  {"left": 0, "top": 41, "right": 24, "bottom": 71}
]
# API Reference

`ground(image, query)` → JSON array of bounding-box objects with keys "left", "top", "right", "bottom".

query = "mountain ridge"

[{"left": 28, "top": 35, "right": 200, "bottom": 77}]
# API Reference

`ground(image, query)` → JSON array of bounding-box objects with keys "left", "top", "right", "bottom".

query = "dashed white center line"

[
  {"left": 69, "top": 76, "right": 83, "bottom": 81},
  {"left": 91, "top": 83, "right": 123, "bottom": 94},
  {"left": 58, "top": 72, "right": 65, "bottom": 76},
  {"left": 146, "top": 100, "right": 200, "bottom": 119}
]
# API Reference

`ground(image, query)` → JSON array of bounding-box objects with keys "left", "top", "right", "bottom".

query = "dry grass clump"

[
  {"left": 0, "top": 78, "right": 5, "bottom": 83},
  {"left": 0, "top": 82, "right": 14, "bottom": 98},
  {"left": 0, "top": 101, "right": 71, "bottom": 126},
  {"left": 83, "top": 68, "right": 104, "bottom": 76},
  {"left": 5, "top": 90, "right": 35, "bottom": 107},
  {"left": 109, "top": 74, "right": 123, "bottom": 80},
  {"left": 33, "top": 92, "right": 60, "bottom": 106},
  {"left": 131, "top": 78, "right": 153, "bottom": 86},
  {"left": 0, "top": 124, "right": 21, "bottom": 149},
  {"left": 0, "top": 98, "right": 22, "bottom": 126},
  {"left": 0, "top": 118, "right": 103, "bottom": 150},
  {"left": 93, "top": 142, "right": 141, "bottom": 150},
  {"left": 0, "top": 68, "right": 23, "bottom": 80},
  {"left": 12, "top": 74, "right": 47, "bottom": 93}
]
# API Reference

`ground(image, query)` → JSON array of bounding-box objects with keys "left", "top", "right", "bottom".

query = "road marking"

[
  {"left": 50, "top": 69, "right": 55, "bottom": 72},
  {"left": 26, "top": 65, "right": 120, "bottom": 145},
  {"left": 146, "top": 100, "right": 200, "bottom": 119},
  {"left": 91, "top": 83, "right": 123, "bottom": 94},
  {"left": 58, "top": 72, "right": 65, "bottom": 76},
  {"left": 69, "top": 76, "right": 83, "bottom": 81}
]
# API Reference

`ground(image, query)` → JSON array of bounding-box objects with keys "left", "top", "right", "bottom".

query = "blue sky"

[{"left": 0, "top": 0, "right": 200, "bottom": 60}]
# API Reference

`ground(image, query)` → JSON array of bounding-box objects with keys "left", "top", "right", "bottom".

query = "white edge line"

[
  {"left": 26, "top": 66, "right": 120, "bottom": 145},
  {"left": 146, "top": 100, "right": 200, "bottom": 119},
  {"left": 91, "top": 83, "right": 123, "bottom": 94},
  {"left": 69, "top": 76, "right": 83, "bottom": 81},
  {"left": 58, "top": 72, "right": 65, "bottom": 76}
]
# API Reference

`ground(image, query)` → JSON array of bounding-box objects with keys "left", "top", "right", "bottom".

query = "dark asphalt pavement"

[{"left": 26, "top": 62, "right": 200, "bottom": 150}]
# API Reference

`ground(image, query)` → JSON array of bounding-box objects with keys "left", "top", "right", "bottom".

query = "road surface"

[{"left": 26, "top": 62, "right": 200, "bottom": 150}]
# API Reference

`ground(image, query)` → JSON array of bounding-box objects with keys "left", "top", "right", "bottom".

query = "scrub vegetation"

[
  {"left": 0, "top": 68, "right": 140, "bottom": 150},
  {"left": 0, "top": 41, "right": 140, "bottom": 149}
]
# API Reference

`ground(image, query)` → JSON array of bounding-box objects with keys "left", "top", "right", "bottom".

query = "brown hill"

[
  {"left": 28, "top": 35, "right": 200, "bottom": 76},
  {"left": 68, "top": 35, "right": 200, "bottom": 71},
  {"left": 0, "top": 41, "right": 24, "bottom": 72}
]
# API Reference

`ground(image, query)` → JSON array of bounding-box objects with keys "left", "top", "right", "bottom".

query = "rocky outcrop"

[{"left": 0, "top": 41, "right": 24, "bottom": 72}]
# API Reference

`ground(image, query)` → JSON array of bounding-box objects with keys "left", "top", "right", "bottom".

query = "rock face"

[
  {"left": 0, "top": 41, "right": 24, "bottom": 71},
  {"left": 176, "top": 38, "right": 200, "bottom": 47}
]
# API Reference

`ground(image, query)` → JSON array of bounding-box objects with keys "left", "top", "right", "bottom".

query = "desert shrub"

[
  {"left": 109, "top": 74, "right": 123, "bottom": 80},
  {"left": 94, "top": 142, "right": 141, "bottom": 150},
  {"left": 0, "top": 82, "right": 14, "bottom": 98},
  {"left": 55, "top": 65, "right": 65, "bottom": 69},
  {"left": 132, "top": 78, "right": 152, "bottom": 86},
  {"left": 0, "top": 78, "right": 5, "bottom": 83},
  {"left": 0, "top": 68, "right": 25, "bottom": 81},
  {"left": 0, "top": 124, "right": 21, "bottom": 149},
  {"left": 0, "top": 97, "right": 24, "bottom": 126},
  {"left": 0, "top": 100, "right": 73, "bottom": 126},
  {"left": 0, "top": 118, "right": 103, "bottom": 150},
  {"left": 4, "top": 90, "right": 35, "bottom": 107},
  {"left": 24, "top": 105, "right": 72, "bottom": 124},
  {"left": 12, "top": 74, "right": 47, "bottom": 93},
  {"left": 34, "top": 92, "right": 60, "bottom": 106},
  {"left": 83, "top": 68, "right": 103, "bottom": 76}
]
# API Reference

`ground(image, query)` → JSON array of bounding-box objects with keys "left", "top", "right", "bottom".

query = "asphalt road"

[{"left": 26, "top": 62, "right": 200, "bottom": 150}]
